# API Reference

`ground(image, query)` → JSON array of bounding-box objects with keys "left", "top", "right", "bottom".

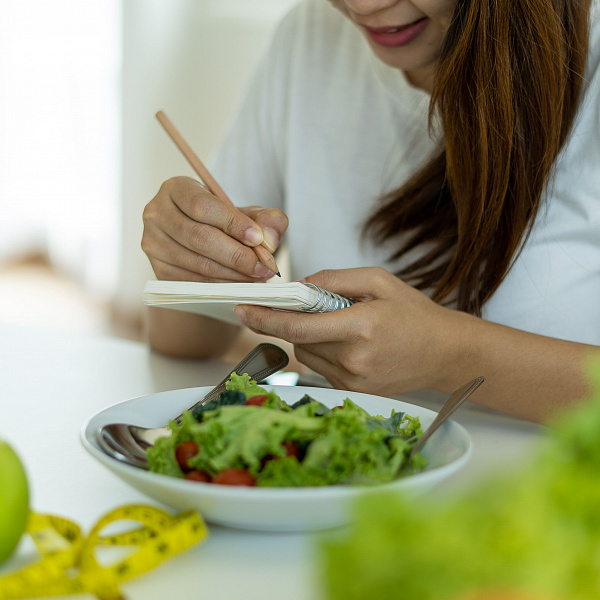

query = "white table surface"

[{"left": 0, "top": 322, "right": 543, "bottom": 599}]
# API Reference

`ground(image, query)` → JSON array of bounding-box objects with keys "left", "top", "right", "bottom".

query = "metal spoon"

[
  {"left": 410, "top": 376, "right": 485, "bottom": 458},
  {"left": 97, "top": 343, "right": 289, "bottom": 469}
]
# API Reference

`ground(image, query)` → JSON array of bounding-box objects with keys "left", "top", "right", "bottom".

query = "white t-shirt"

[{"left": 211, "top": 0, "right": 600, "bottom": 345}]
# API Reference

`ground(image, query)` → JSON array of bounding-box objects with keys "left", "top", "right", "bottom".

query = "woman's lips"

[{"left": 363, "top": 18, "right": 429, "bottom": 48}]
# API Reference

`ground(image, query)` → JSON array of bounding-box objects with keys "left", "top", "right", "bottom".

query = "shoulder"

[
  {"left": 554, "top": 1, "right": 600, "bottom": 172},
  {"left": 582, "top": 0, "right": 600, "bottom": 93},
  {"left": 586, "top": 0, "right": 600, "bottom": 74}
]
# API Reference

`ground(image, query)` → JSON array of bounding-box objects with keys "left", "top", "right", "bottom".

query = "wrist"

[{"left": 429, "top": 306, "right": 481, "bottom": 394}]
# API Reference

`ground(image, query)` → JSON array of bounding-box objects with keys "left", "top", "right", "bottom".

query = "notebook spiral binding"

[{"left": 302, "top": 283, "right": 355, "bottom": 313}]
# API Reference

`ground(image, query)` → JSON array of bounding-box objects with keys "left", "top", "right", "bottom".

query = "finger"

[
  {"left": 304, "top": 267, "right": 392, "bottom": 301},
  {"left": 295, "top": 344, "right": 384, "bottom": 394},
  {"left": 292, "top": 345, "right": 346, "bottom": 388},
  {"left": 144, "top": 227, "right": 263, "bottom": 282},
  {"left": 166, "top": 178, "right": 266, "bottom": 247},
  {"left": 233, "top": 304, "right": 354, "bottom": 344},
  {"left": 157, "top": 209, "right": 271, "bottom": 278},
  {"left": 238, "top": 207, "right": 289, "bottom": 253},
  {"left": 149, "top": 257, "right": 270, "bottom": 284},
  {"left": 294, "top": 339, "right": 341, "bottom": 365}
]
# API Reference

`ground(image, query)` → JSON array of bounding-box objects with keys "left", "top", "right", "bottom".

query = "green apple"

[{"left": 0, "top": 439, "right": 29, "bottom": 564}]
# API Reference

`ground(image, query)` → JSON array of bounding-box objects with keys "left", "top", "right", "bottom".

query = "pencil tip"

[{"left": 276, "top": 272, "right": 281, "bottom": 277}]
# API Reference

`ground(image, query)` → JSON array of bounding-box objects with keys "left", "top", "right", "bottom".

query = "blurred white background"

[{"left": 0, "top": 0, "right": 299, "bottom": 339}]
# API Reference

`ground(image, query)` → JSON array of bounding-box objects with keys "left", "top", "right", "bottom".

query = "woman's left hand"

[{"left": 233, "top": 267, "right": 460, "bottom": 396}]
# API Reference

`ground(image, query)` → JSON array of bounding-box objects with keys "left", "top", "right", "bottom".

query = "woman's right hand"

[{"left": 142, "top": 176, "right": 289, "bottom": 283}]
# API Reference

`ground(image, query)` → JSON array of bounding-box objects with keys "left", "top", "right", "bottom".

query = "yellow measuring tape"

[{"left": 0, "top": 505, "right": 208, "bottom": 600}]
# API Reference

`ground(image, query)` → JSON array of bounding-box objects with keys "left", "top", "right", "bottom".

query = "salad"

[
  {"left": 147, "top": 374, "right": 427, "bottom": 487},
  {"left": 321, "top": 360, "right": 600, "bottom": 599}
]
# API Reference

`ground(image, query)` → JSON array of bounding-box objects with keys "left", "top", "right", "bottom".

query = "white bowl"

[{"left": 81, "top": 385, "right": 471, "bottom": 532}]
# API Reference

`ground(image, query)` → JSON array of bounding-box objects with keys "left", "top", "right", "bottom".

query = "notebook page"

[{"left": 143, "top": 280, "right": 353, "bottom": 325}]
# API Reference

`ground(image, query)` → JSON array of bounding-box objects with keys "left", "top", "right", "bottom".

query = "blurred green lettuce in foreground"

[{"left": 321, "top": 359, "right": 600, "bottom": 600}]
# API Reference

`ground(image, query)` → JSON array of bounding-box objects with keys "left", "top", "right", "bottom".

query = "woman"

[{"left": 141, "top": 0, "right": 600, "bottom": 422}]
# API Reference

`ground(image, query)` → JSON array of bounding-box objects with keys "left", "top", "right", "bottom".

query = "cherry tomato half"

[
  {"left": 212, "top": 468, "right": 256, "bottom": 486},
  {"left": 185, "top": 470, "right": 211, "bottom": 482},
  {"left": 175, "top": 441, "right": 199, "bottom": 472},
  {"left": 245, "top": 395, "right": 269, "bottom": 407}
]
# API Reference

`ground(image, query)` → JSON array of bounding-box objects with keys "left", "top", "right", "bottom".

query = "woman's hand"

[
  {"left": 142, "top": 175, "right": 289, "bottom": 359},
  {"left": 233, "top": 267, "right": 459, "bottom": 396},
  {"left": 233, "top": 266, "right": 598, "bottom": 422},
  {"left": 142, "top": 176, "right": 289, "bottom": 282}
]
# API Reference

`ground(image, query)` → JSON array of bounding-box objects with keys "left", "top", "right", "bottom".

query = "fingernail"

[
  {"left": 262, "top": 227, "right": 279, "bottom": 253},
  {"left": 254, "top": 262, "right": 272, "bottom": 278},
  {"left": 244, "top": 227, "right": 263, "bottom": 246},
  {"left": 234, "top": 306, "right": 247, "bottom": 326}
]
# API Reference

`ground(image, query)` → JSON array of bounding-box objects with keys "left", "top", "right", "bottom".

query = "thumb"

[
  {"left": 239, "top": 206, "right": 289, "bottom": 253},
  {"left": 303, "top": 267, "right": 392, "bottom": 301}
]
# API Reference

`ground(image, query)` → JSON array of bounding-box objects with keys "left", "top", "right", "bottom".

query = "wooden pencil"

[{"left": 155, "top": 110, "right": 280, "bottom": 277}]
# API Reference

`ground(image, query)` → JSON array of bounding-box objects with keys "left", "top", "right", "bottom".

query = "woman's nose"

[{"left": 341, "top": 0, "right": 400, "bottom": 16}]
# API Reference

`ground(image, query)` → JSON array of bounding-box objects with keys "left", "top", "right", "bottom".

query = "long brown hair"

[{"left": 364, "top": 0, "right": 591, "bottom": 315}]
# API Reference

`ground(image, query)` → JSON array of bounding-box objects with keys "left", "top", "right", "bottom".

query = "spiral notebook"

[{"left": 143, "top": 280, "right": 354, "bottom": 325}]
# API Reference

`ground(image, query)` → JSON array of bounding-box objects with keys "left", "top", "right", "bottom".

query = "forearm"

[
  {"left": 145, "top": 307, "right": 242, "bottom": 359},
  {"left": 439, "top": 309, "right": 600, "bottom": 423}
]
